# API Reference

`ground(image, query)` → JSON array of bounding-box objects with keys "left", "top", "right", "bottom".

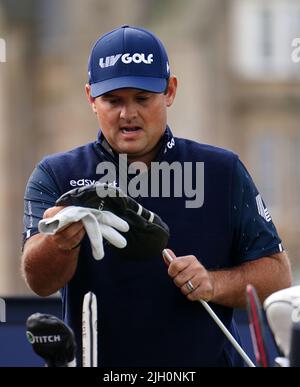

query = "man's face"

[{"left": 86, "top": 77, "right": 177, "bottom": 160}]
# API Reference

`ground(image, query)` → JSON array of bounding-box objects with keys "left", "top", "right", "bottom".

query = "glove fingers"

[
  {"left": 81, "top": 214, "right": 104, "bottom": 260},
  {"left": 100, "top": 224, "right": 127, "bottom": 249},
  {"left": 96, "top": 211, "right": 129, "bottom": 232}
]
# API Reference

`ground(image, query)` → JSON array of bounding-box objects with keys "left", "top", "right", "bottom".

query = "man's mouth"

[{"left": 120, "top": 126, "right": 142, "bottom": 134}]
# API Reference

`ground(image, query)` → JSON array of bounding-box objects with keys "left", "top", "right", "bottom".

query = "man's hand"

[
  {"left": 43, "top": 206, "right": 85, "bottom": 252},
  {"left": 163, "top": 249, "right": 214, "bottom": 302},
  {"left": 163, "top": 249, "right": 291, "bottom": 308},
  {"left": 55, "top": 183, "right": 169, "bottom": 260}
]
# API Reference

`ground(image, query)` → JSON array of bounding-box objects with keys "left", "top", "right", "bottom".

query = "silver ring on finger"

[{"left": 186, "top": 280, "right": 195, "bottom": 293}]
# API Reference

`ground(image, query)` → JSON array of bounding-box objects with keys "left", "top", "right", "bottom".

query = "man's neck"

[
  {"left": 127, "top": 143, "right": 162, "bottom": 169},
  {"left": 101, "top": 136, "right": 164, "bottom": 169}
]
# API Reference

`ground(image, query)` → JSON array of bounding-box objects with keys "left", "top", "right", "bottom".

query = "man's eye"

[
  {"left": 108, "top": 99, "right": 120, "bottom": 105},
  {"left": 137, "top": 96, "right": 149, "bottom": 102}
]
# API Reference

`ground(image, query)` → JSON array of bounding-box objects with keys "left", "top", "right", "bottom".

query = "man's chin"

[
  {"left": 117, "top": 144, "right": 145, "bottom": 157},
  {"left": 118, "top": 148, "right": 152, "bottom": 163},
  {"left": 122, "top": 150, "right": 145, "bottom": 158}
]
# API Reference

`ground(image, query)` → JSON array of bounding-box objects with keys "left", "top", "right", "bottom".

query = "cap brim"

[{"left": 90, "top": 76, "right": 167, "bottom": 97}]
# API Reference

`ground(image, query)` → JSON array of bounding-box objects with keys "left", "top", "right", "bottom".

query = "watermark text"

[
  {"left": 291, "top": 38, "right": 300, "bottom": 63},
  {"left": 0, "top": 298, "right": 6, "bottom": 322},
  {"left": 95, "top": 154, "right": 204, "bottom": 209},
  {"left": 0, "top": 38, "right": 6, "bottom": 63}
]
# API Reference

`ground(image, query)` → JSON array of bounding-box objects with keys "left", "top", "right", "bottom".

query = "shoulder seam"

[{"left": 38, "top": 160, "right": 62, "bottom": 196}]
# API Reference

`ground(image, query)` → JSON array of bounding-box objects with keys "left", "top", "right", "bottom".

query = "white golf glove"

[{"left": 38, "top": 206, "right": 129, "bottom": 260}]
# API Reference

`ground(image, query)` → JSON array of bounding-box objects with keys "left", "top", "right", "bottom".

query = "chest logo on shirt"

[
  {"left": 69, "top": 179, "right": 98, "bottom": 187},
  {"left": 69, "top": 179, "right": 118, "bottom": 188}
]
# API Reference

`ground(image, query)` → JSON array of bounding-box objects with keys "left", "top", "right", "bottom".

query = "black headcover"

[
  {"left": 56, "top": 183, "right": 170, "bottom": 260},
  {"left": 26, "top": 313, "right": 76, "bottom": 367}
]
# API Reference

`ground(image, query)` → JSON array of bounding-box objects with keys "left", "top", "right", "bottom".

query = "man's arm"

[
  {"left": 165, "top": 249, "right": 292, "bottom": 309},
  {"left": 22, "top": 206, "right": 85, "bottom": 297},
  {"left": 210, "top": 251, "right": 291, "bottom": 308}
]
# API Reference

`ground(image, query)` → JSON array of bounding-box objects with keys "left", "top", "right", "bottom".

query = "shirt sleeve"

[
  {"left": 231, "top": 159, "right": 284, "bottom": 264},
  {"left": 23, "top": 162, "right": 61, "bottom": 246}
]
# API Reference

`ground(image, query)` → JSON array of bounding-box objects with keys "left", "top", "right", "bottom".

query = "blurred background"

[{"left": 0, "top": 0, "right": 300, "bottom": 297}]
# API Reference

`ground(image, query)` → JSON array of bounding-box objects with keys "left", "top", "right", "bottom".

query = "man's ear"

[
  {"left": 85, "top": 84, "right": 97, "bottom": 114},
  {"left": 165, "top": 76, "right": 178, "bottom": 107}
]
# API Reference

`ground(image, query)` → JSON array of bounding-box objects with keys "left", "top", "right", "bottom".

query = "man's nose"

[{"left": 119, "top": 102, "right": 137, "bottom": 121}]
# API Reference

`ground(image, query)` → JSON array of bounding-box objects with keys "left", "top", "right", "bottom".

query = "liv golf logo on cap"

[
  {"left": 0, "top": 38, "right": 6, "bottom": 63},
  {"left": 0, "top": 298, "right": 6, "bottom": 322},
  {"left": 99, "top": 53, "right": 154, "bottom": 68}
]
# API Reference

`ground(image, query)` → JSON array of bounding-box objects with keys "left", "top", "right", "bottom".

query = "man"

[{"left": 22, "top": 25, "right": 291, "bottom": 367}]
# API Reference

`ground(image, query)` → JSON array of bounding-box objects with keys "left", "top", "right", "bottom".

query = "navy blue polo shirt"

[{"left": 23, "top": 127, "right": 283, "bottom": 367}]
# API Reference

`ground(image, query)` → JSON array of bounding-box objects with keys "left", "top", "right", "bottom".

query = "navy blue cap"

[{"left": 88, "top": 25, "right": 170, "bottom": 97}]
